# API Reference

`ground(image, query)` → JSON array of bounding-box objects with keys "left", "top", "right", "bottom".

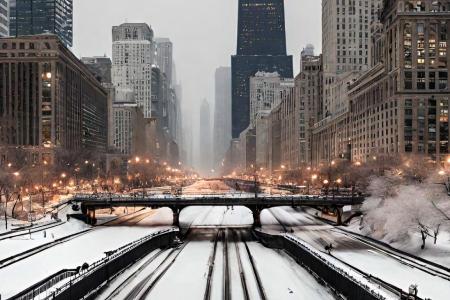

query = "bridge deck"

[{"left": 72, "top": 193, "right": 364, "bottom": 209}]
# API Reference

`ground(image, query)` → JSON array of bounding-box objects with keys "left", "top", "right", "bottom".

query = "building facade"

[
  {"left": 0, "top": 0, "right": 9, "bottom": 37},
  {"left": 296, "top": 53, "right": 323, "bottom": 165},
  {"left": 112, "top": 23, "right": 154, "bottom": 118},
  {"left": 0, "top": 35, "right": 107, "bottom": 164},
  {"left": 348, "top": 0, "right": 450, "bottom": 162},
  {"left": 231, "top": 0, "right": 293, "bottom": 138},
  {"left": 249, "top": 72, "right": 293, "bottom": 126},
  {"left": 322, "top": 0, "right": 382, "bottom": 118},
  {"left": 155, "top": 37, "right": 173, "bottom": 87},
  {"left": 311, "top": 0, "right": 450, "bottom": 165},
  {"left": 10, "top": 0, "right": 73, "bottom": 47}
]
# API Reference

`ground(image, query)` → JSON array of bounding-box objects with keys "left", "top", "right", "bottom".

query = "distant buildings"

[
  {"left": 213, "top": 66, "right": 231, "bottom": 167},
  {"left": 0, "top": 35, "right": 107, "bottom": 164},
  {"left": 112, "top": 90, "right": 146, "bottom": 155},
  {"left": 231, "top": 0, "right": 293, "bottom": 139},
  {"left": 10, "top": 0, "right": 73, "bottom": 47},
  {"left": 0, "top": 0, "right": 9, "bottom": 37},
  {"left": 155, "top": 38, "right": 173, "bottom": 86},
  {"left": 112, "top": 23, "right": 154, "bottom": 119}
]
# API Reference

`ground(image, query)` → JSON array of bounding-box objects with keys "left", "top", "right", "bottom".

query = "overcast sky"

[{"left": 73, "top": 0, "right": 321, "bottom": 165}]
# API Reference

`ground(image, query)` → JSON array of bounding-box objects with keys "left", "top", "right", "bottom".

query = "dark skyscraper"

[
  {"left": 10, "top": 0, "right": 73, "bottom": 47},
  {"left": 232, "top": 0, "right": 293, "bottom": 138}
]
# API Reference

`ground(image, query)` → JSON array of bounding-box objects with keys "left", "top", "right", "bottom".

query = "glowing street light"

[
  {"left": 355, "top": 161, "right": 362, "bottom": 167},
  {"left": 7, "top": 163, "right": 12, "bottom": 168},
  {"left": 13, "top": 172, "right": 20, "bottom": 177},
  {"left": 281, "top": 165, "right": 286, "bottom": 169},
  {"left": 135, "top": 157, "right": 140, "bottom": 163},
  {"left": 438, "top": 170, "right": 446, "bottom": 176},
  {"left": 323, "top": 179, "right": 329, "bottom": 185},
  {"left": 446, "top": 157, "right": 450, "bottom": 164},
  {"left": 336, "top": 178, "right": 343, "bottom": 185},
  {"left": 311, "top": 174, "right": 318, "bottom": 180},
  {"left": 61, "top": 173, "right": 67, "bottom": 179}
]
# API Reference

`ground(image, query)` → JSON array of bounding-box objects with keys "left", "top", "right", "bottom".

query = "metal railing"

[{"left": 11, "top": 269, "right": 78, "bottom": 300}]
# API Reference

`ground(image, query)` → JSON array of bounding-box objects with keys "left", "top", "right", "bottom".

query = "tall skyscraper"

[
  {"left": 213, "top": 67, "right": 232, "bottom": 166},
  {"left": 231, "top": 0, "right": 293, "bottom": 138},
  {"left": 155, "top": 37, "right": 173, "bottom": 87},
  {"left": 112, "top": 23, "right": 154, "bottom": 118},
  {"left": 0, "top": 0, "right": 9, "bottom": 37},
  {"left": 9, "top": 0, "right": 73, "bottom": 47},
  {"left": 199, "top": 99, "right": 212, "bottom": 174},
  {"left": 321, "top": 0, "right": 382, "bottom": 117}
]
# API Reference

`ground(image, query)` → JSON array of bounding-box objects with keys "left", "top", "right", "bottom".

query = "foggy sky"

[{"left": 73, "top": 0, "right": 321, "bottom": 166}]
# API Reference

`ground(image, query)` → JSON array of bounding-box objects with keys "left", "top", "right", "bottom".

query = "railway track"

[
  {"left": 275, "top": 210, "right": 450, "bottom": 284},
  {"left": 222, "top": 229, "right": 231, "bottom": 300},
  {"left": 0, "top": 229, "right": 92, "bottom": 269},
  {"left": 103, "top": 248, "right": 168, "bottom": 300},
  {"left": 119, "top": 241, "right": 189, "bottom": 300},
  {"left": 333, "top": 228, "right": 450, "bottom": 281},
  {"left": 203, "top": 230, "right": 221, "bottom": 300},
  {"left": 241, "top": 232, "right": 267, "bottom": 300},
  {"left": 0, "top": 221, "right": 65, "bottom": 242},
  {"left": 232, "top": 230, "right": 250, "bottom": 300}
]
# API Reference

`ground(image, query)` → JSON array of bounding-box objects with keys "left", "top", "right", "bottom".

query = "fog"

[{"left": 73, "top": 0, "right": 321, "bottom": 170}]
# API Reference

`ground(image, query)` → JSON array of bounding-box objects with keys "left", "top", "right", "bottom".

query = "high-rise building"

[
  {"left": 155, "top": 37, "right": 173, "bottom": 87},
  {"left": 213, "top": 66, "right": 231, "bottom": 166},
  {"left": 199, "top": 99, "right": 212, "bottom": 174},
  {"left": 231, "top": 0, "right": 293, "bottom": 138},
  {"left": 296, "top": 52, "right": 323, "bottom": 165},
  {"left": 112, "top": 23, "right": 154, "bottom": 118},
  {"left": 321, "top": 0, "right": 382, "bottom": 118},
  {"left": 0, "top": 0, "right": 9, "bottom": 37},
  {"left": 10, "top": 0, "right": 73, "bottom": 47},
  {"left": 249, "top": 71, "right": 293, "bottom": 127},
  {"left": 82, "top": 56, "right": 112, "bottom": 85},
  {"left": 0, "top": 35, "right": 107, "bottom": 164}
]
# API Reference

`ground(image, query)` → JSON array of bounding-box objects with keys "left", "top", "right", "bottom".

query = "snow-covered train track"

[
  {"left": 333, "top": 228, "right": 450, "bottom": 281},
  {"left": 0, "top": 221, "right": 65, "bottom": 242},
  {"left": 129, "top": 242, "right": 190, "bottom": 300}
]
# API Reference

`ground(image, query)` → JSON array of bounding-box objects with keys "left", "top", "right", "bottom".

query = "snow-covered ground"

[
  {"left": 97, "top": 229, "right": 336, "bottom": 300},
  {"left": 0, "top": 215, "right": 171, "bottom": 299},
  {"left": 259, "top": 206, "right": 450, "bottom": 300}
]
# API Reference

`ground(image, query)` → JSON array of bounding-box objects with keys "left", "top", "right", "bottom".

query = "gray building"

[
  {"left": 213, "top": 66, "right": 231, "bottom": 167},
  {"left": 81, "top": 56, "right": 112, "bottom": 84},
  {"left": 155, "top": 37, "right": 173, "bottom": 87},
  {"left": 10, "top": 0, "right": 73, "bottom": 47},
  {"left": 0, "top": 0, "right": 9, "bottom": 37},
  {"left": 112, "top": 23, "right": 154, "bottom": 118}
]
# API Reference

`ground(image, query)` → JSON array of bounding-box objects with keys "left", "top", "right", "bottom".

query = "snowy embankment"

[
  {"left": 349, "top": 175, "right": 450, "bottom": 268},
  {"left": 0, "top": 215, "right": 171, "bottom": 299}
]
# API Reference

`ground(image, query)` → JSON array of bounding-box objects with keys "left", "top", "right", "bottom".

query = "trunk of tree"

[{"left": 420, "top": 230, "right": 427, "bottom": 250}]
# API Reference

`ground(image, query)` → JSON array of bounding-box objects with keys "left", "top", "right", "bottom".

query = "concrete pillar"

[
  {"left": 336, "top": 207, "right": 343, "bottom": 226},
  {"left": 252, "top": 208, "right": 261, "bottom": 228},
  {"left": 172, "top": 208, "right": 180, "bottom": 227}
]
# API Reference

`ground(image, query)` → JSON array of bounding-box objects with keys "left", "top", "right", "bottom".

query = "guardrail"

[
  {"left": 8, "top": 228, "right": 178, "bottom": 300},
  {"left": 11, "top": 269, "right": 78, "bottom": 300}
]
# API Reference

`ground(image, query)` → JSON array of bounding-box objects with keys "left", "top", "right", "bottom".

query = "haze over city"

[{"left": 73, "top": 0, "right": 321, "bottom": 169}]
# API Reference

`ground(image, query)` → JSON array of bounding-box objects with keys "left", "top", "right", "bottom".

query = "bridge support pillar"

[
  {"left": 251, "top": 208, "right": 261, "bottom": 228},
  {"left": 336, "top": 207, "right": 343, "bottom": 226},
  {"left": 172, "top": 208, "right": 180, "bottom": 227}
]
